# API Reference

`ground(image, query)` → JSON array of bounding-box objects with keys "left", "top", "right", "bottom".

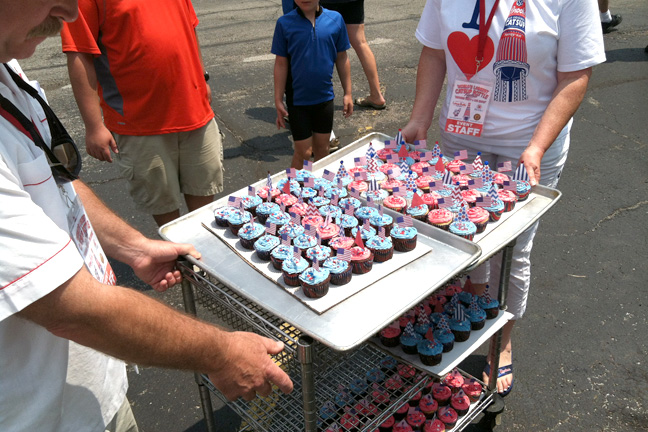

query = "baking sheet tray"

[
  {"left": 160, "top": 133, "right": 482, "bottom": 351},
  {"left": 201, "top": 217, "right": 432, "bottom": 314}
]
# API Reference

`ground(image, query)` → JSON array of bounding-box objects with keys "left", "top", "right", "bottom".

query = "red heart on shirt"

[{"left": 447, "top": 32, "right": 495, "bottom": 80}]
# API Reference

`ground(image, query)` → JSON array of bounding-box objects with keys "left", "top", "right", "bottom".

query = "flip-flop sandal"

[
  {"left": 354, "top": 97, "right": 386, "bottom": 110},
  {"left": 483, "top": 363, "right": 514, "bottom": 397}
]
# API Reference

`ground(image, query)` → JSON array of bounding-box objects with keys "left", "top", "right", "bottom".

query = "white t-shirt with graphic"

[{"left": 416, "top": 0, "right": 605, "bottom": 150}]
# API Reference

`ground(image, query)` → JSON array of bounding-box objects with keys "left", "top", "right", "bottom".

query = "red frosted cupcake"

[
  {"left": 423, "top": 419, "right": 445, "bottom": 432},
  {"left": 492, "top": 172, "right": 510, "bottom": 188},
  {"left": 348, "top": 180, "right": 368, "bottom": 193},
  {"left": 411, "top": 161, "right": 431, "bottom": 176},
  {"left": 275, "top": 192, "right": 297, "bottom": 209},
  {"left": 380, "top": 326, "right": 401, "bottom": 348},
  {"left": 446, "top": 159, "right": 465, "bottom": 174},
  {"left": 462, "top": 378, "right": 483, "bottom": 404},
  {"left": 377, "top": 148, "right": 396, "bottom": 161},
  {"left": 381, "top": 178, "right": 405, "bottom": 193},
  {"left": 460, "top": 189, "right": 481, "bottom": 207},
  {"left": 420, "top": 192, "right": 439, "bottom": 210},
  {"left": 379, "top": 162, "right": 400, "bottom": 175},
  {"left": 497, "top": 189, "right": 518, "bottom": 212},
  {"left": 431, "top": 382, "right": 451, "bottom": 406},
  {"left": 427, "top": 208, "right": 454, "bottom": 231},
  {"left": 418, "top": 394, "right": 438, "bottom": 419},
  {"left": 443, "top": 369, "right": 465, "bottom": 394},
  {"left": 437, "top": 406, "right": 458, "bottom": 430},
  {"left": 467, "top": 206, "right": 489, "bottom": 233},
  {"left": 384, "top": 195, "right": 408, "bottom": 213},
  {"left": 316, "top": 223, "right": 341, "bottom": 245},
  {"left": 394, "top": 402, "right": 410, "bottom": 421},
  {"left": 406, "top": 408, "right": 426, "bottom": 431},
  {"left": 393, "top": 419, "right": 413, "bottom": 432},
  {"left": 350, "top": 246, "right": 374, "bottom": 274},
  {"left": 450, "top": 389, "right": 471, "bottom": 416},
  {"left": 378, "top": 415, "right": 395, "bottom": 432}
]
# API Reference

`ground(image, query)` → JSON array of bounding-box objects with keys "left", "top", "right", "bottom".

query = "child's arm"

[
  {"left": 335, "top": 51, "right": 353, "bottom": 118},
  {"left": 274, "top": 55, "right": 289, "bottom": 129}
]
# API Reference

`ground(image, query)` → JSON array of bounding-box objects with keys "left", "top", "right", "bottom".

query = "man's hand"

[
  {"left": 401, "top": 121, "right": 428, "bottom": 144},
  {"left": 85, "top": 123, "right": 118, "bottom": 162},
  {"left": 208, "top": 331, "right": 294, "bottom": 401},
  {"left": 519, "top": 145, "right": 544, "bottom": 187},
  {"left": 130, "top": 239, "right": 201, "bottom": 291},
  {"left": 276, "top": 104, "right": 288, "bottom": 129}
]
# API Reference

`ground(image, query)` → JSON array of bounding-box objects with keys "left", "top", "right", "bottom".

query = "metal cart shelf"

[{"left": 160, "top": 133, "right": 561, "bottom": 432}]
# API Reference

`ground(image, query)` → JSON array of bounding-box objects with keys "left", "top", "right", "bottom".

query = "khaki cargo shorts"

[{"left": 115, "top": 118, "right": 224, "bottom": 215}]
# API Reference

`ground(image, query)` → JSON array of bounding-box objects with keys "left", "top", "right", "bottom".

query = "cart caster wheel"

[{"left": 483, "top": 394, "right": 505, "bottom": 429}]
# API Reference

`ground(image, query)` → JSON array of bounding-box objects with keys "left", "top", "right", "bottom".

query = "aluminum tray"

[{"left": 160, "top": 133, "right": 482, "bottom": 351}]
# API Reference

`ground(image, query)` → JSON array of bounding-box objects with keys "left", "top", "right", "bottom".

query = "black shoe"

[{"left": 602, "top": 14, "right": 622, "bottom": 34}]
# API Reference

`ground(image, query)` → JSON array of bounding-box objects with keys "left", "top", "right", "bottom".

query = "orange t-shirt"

[{"left": 61, "top": 0, "right": 213, "bottom": 136}]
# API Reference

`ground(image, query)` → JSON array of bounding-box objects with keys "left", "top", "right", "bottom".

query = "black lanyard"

[{"left": 0, "top": 64, "right": 81, "bottom": 182}]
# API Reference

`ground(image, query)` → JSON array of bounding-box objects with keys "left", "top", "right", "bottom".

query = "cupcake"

[
  {"left": 319, "top": 401, "right": 338, "bottom": 427},
  {"left": 226, "top": 209, "right": 253, "bottom": 235},
  {"left": 462, "top": 378, "right": 483, "bottom": 404},
  {"left": 406, "top": 408, "right": 426, "bottom": 431},
  {"left": 415, "top": 175, "right": 438, "bottom": 191},
  {"left": 366, "top": 368, "right": 386, "bottom": 384},
  {"left": 377, "top": 148, "right": 396, "bottom": 161},
  {"left": 349, "top": 378, "right": 368, "bottom": 396},
  {"left": 433, "top": 319, "right": 455, "bottom": 353},
  {"left": 466, "top": 299, "right": 486, "bottom": 330},
  {"left": 288, "top": 201, "right": 309, "bottom": 218},
  {"left": 337, "top": 214, "right": 359, "bottom": 236},
  {"left": 237, "top": 222, "right": 265, "bottom": 250},
  {"left": 319, "top": 204, "right": 343, "bottom": 219},
  {"left": 339, "top": 196, "right": 362, "bottom": 210},
  {"left": 413, "top": 313, "right": 430, "bottom": 336},
  {"left": 418, "top": 394, "right": 438, "bottom": 419},
  {"left": 253, "top": 234, "right": 280, "bottom": 261},
  {"left": 417, "top": 338, "right": 443, "bottom": 366},
  {"left": 316, "top": 223, "right": 341, "bottom": 245},
  {"left": 255, "top": 201, "right": 280, "bottom": 224},
  {"left": 448, "top": 220, "right": 477, "bottom": 241},
  {"left": 349, "top": 246, "right": 374, "bottom": 274},
  {"left": 305, "top": 245, "right": 332, "bottom": 264},
  {"left": 355, "top": 205, "right": 380, "bottom": 223},
  {"left": 322, "top": 257, "right": 352, "bottom": 286},
  {"left": 420, "top": 192, "right": 439, "bottom": 210},
  {"left": 339, "top": 411, "right": 360, "bottom": 431},
  {"left": 329, "top": 236, "right": 355, "bottom": 251},
  {"left": 431, "top": 382, "right": 451, "bottom": 406},
  {"left": 436, "top": 406, "right": 458, "bottom": 430},
  {"left": 365, "top": 235, "right": 394, "bottom": 263},
  {"left": 483, "top": 198, "right": 505, "bottom": 222},
  {"left": 492, "top": 172, "right": 510, "bottom": 188},
  {"left": 334, "top": 389, "right": 354, "bottom": 408},
  {"left": 443, "top": 369, "right": 465, "bottom": 394},
  {"left": 397, "top": 363, "right": 417, "bottom": 380},
  {"left": 384, "top": 374, "right": 404, "bottom": 394},
  {"left": 256, "top": 185, "right": 280, "bottom": 202},
  {"left": 497, "top": 189, "right": 518, "bottom": 212},
  {"left": 453, "top": 174, "right": 472, "bottom": 190},
  {"left": 400, "top": 322, "right": 423, "bottom": 355},
  {"left": 364, "top": 188, "right": 389, "bottom": 205},
  {"left": 369, "top": 213, "right": 394, "bottom": 236},
  {"left": 514, "top": 179, "right": 531, "bottom": 201},
  {"left": 301, "top": 214, "right": 324, "bottom": 228},
  {"left": 422, "top": 419, "right": 445, "bottom": 432},
  {"left": 241, "top": 194, "right": 262, "bottom": 214},
  {"left": 351, "top": 225, "right": 378, "bottom": 242},
  {"left": 410, "top": 161, "right": 431, "bottom": 176},
  {"left": 293, "top": 233, "right": 317, "bottom": 256},
  {"left": 381, "top": 178, "right": 405, "bottom": 193},
  {"left": 380, "top": 355, "right": 398, "bottom": 372},
  {"left": 393, "top": 418, "right": 413, "bottom": 432},
  {"left": 467, "top": 206, "right": 489, "bottom": 233},
  {"left": 347, "top": 180, "right": 368, "bottom": 194},
  {"left": 213, "top": 205, "right": 237, "bottom": 227},
  {"left": 281, "top": 255, "right": 309, "bottom": 287},
  {"left": 378, "top": 415, "right": 395, "bottom": 432},
  {"left": 406, "top": 204, "right": 430, "bottom": 221},
  {"left": 266, "top": 209, "right": 290, "bottom": 229},
  {"left": 450, "top": 389, "right": 470, "bottom": 416},
  {"left": 324, "top": 186, "right": 348, "bottom": 199},
  {"left": 270, "top": 244, "right": 293, "bottom": 270},
  {"left": 275, "top": 192, "right": 298, "bottom": 210},
  {"left": 310, "top": 196, "right": 330, "bottom": 208},
  {"left": 277, "top": 221, "right": 305, "bottom": 240},
  {"left": 354, "top": 399, "right": 378, "bottom": 418},
  {"left": 446, "top": 159, "right": 465, "bottom": 174},
  {"left": 448, "top": 310, "right": 471, "bottom": 342},
  {"left": 460, "top": 189, "right": 481, "bottom": 207},
  {"left": 478, "top": 290, "right": 500, "bottom": 319},
  {"left": 277, "top": 178, "right": 301, "bottom": 194},
  {"left": 391, "top": 226, "right": 418, "bottom": 252},
  {"left": 427, "top": 209, "right": 454, "bottom": 231},
  {"left": 384, "top": 195, "right": 408, "bottom": 213}
]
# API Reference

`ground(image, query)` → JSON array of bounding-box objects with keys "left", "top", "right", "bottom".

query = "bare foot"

[{"left": 483, "top": 348, "right": 513, "bottom": 394}]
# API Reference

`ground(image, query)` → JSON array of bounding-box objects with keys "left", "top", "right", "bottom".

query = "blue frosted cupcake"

[
  {"left": 310, "top": 196, "right": 330, "bottom": 208},
  {"left": 457, "top": 291, "right": 474, "bottom": 308},
  {"left": 266, "top": 210, "right": 291, "bottom": 228},
  {"left": 362, "top": 188, "right": 389, "bottom": 205},
  {"left": 449, "top": 220, "right": 477, "bottom": 241},
  {"left": 390, "top": 226, "right": 418, "bottom": 252},
  {"left": 241, "top": 195, "right": 262, "bottom": 216},
  {"left": 337, "top": 214, "right": 359, "bottom": 236},
  {"left": 515, "top": 180, "right": 531, "bottom": 201},
  {"left": 313, "top": 177, "right": 332, "bottom": 191},
  {"left": 276, "top": 178, "right": 301, "bottom": 194},
  {"left": 366, "top": 368, "right": 386, "bottom": 384},
  {"left": 237, "top": 222, "right": 265, "bottom": 250},
  {"left": 305, "top": 245, "right": 332, "bottom": 264},
  {"left": 282, "top": 255, "right": 309, "bottom": 287},
  {"left": 253, "top": 234, "right": 280, "bottom": 261},
  {"left": 277, "top": 221, "right": 305, "bottom": 240},
  {"left": 466, "top": 301, "right": 487, "bottom": 330},
  {"left": 270, "top": 244, "right": 294, "bottom": 271},
  {"left": 293, "top": 233, "right": 317, "bottom": 256},
  {"left": 449, "top": 313, "right": 471, "bottom": 342},
  {"left": 299, "top": 187, "right": 317, "bottom": 201},
  {"left": 478, "top": 291, "right": 500, "bottom": 319},
  {"left": 417, "top": 338, "right": 443, "bottom": 366},
  {"left": 433, "top": 328, "right": 455, "bottom": 353},
  {"left": 324, "top": 186, "right": 348, "bottom": 199},
  {"left": 365, "top": 235, "right": 394, "bottom": 263},
  {"left": 255, "top": 202, "right": 280, "bottom": 224},
  {"left": 213, "top": 205, "right": 237, "bottom": 227},
  {"left": 369, "top": 213, "right": 394, "bottom": 236},
  {"left": 351, "top": 225, "right": 377, "bottom": 242},
  {"left": 406, "top": 204, "right": 430, "bottom": 221},
  {"left": 299, "top": 266, "right": 331, "bottom": 298},
  {"left": 349, "top": 378, "right": 368, "bottom": 396},
  {"left": 400, "top": 322, "right": 423, "bottom": 355},
  {"left": 355, "top": 206, "right": 380, "bottom": 222},
  {"left": 295, "top": 169, "right": 314, "bottom": 184},
  {"left": 226, "top": 209, "right": 253, "bottom": 235},
  {"left": 323, "top": 257, "right": 352, "bottom": 286},
  {"left": 319, "top": 204, "right": 342, "bottom": 219},
  {"left": 484, "top": 198, "right": 505, "bottom": 222},
  {"left": 339, "top": 197, "right": 362, "bottom": 210}
]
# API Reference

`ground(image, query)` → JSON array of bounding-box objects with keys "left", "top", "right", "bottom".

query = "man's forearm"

[
  {"left": 336, "top": 51, "right": 352, "bottom": 96},
  {"left": 66, "top": 52, "right": 104, "bottom": 131}
]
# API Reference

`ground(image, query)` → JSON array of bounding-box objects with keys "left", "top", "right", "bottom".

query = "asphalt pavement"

[{"left": 18, "top": 0, "right": 647, "bottom": 431}]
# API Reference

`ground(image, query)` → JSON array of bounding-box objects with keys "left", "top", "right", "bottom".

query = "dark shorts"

[
  {"left": 321, "top": 0, "right": 364, "bottom": 25},
  {"left": 287, "top": 100, "right": 335, "bottom": 141}
]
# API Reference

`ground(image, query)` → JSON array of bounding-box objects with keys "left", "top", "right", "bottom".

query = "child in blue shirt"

[{"left": 272, "top": 0, "right": 353, "bottom": 169}]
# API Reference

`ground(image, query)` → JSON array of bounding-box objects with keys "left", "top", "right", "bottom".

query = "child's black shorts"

[
  {"left": 321, "top": 0, "right": 365, "bottom": 25},
  {"left": 287, "top": 99, "right": 334, "bottom": 141}
]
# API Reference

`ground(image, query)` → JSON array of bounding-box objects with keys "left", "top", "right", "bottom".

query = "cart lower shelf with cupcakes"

[{"left": 160, "top": 133, "right": 561, "bottom": 432}]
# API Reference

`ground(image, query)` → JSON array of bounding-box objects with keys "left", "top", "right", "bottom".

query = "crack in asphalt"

[{"left": 590, "top": 200, "right": 648, "bottom": 232}]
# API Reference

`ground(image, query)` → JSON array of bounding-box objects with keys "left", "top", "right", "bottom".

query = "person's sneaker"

[
  {"left": 329, "top": 137, "right": 340, "bottom": 154},
  {"left": 602, "top": 14, "right": 622, "bottom": 34}
]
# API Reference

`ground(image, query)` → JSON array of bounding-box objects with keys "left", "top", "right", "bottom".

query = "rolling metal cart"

[{"left": 160, "top": 133, "right": 561, "bottom": 432}]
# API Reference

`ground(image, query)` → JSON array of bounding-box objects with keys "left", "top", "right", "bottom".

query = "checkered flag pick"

[
  {"left": 473, "top": 152, "right": 484, "bottom": 171},
  {"left": 366, "top": 142, "right": 377, "bottom": 160},
  {"left": 512, "top": 163, "right": 530, "bottom": 182}
]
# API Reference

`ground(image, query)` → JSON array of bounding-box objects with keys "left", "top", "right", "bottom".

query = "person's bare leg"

[
  {"left": 292, "top": 137, "right": 313, "bottom": 169},
  {"left": 312, "top": 132, "right": 330, "bottom": 162},
  {"left": 185, "top": 194, "right": 214, "bottom": 212},
  {"left": 153, "top": 210, "right": 181, "bottom": 227},
  {"left": 346, "top": 23, "right": 385, "bottom": 106}
]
